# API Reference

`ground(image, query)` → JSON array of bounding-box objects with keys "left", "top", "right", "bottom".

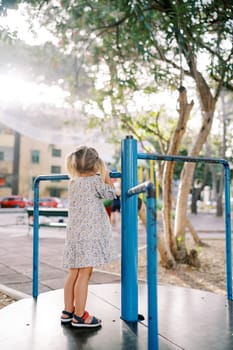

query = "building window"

[
  {"left": 0, "top": 151, "right": 4, "bottom": 160},
  {"left": 51, "top": 166, "right": 61, "bottom": 174},
  {"left": 50, "top": 188, "right": 61, "bottom": 197},
  {"left": 52, "top": 148, "right": 61, "bottom": 157},
  {"left": 31, "top": 150, "right": 40, "bottom": 164}
]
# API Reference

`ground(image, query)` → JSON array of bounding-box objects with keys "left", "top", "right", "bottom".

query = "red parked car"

[
  {"left": 0, "top": 195, "right": 32, "bottom": 208},
  {"left": 39, "top": 197, "right": 62, "bottom": 208}
]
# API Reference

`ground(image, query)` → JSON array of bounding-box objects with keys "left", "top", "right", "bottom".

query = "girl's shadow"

[{"left": 62, "top": 323, "right": 102, "bottom": 347}]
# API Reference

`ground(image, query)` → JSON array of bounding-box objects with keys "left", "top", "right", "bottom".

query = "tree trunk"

[
  {"left": 185, "top": 219, "right": 208, "bottom": 247},
  {"left": 210, "top": 164, "right": 217, "bottom": 201},
  {"left": 216, "top": 169, "right": 224, "bottom": 217},
  {"left": 138, "top": 200, "right": 175, "bottom": 268},
  {"left": 216, "top": 92, "right": 226, "bottom": 217},
  {"left": 162, "top": 87, "right": 194, "bottom": 263},
  {"left": 174, "top": 71, "right": 216, "bottom": 261},
  {"left": 138, "top": 87, "right": 194, "bottom": 268},
  {"left": 190, "top": 186, "right": 201, "bottom": 214}
]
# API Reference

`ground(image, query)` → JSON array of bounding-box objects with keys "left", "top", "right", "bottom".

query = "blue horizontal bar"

[
  {"left": 34, "top": 172, "right": 121, "bottom": 184},
  {"left": 138, "top": 153, "right": 227, "bottom": 165},
  {"left": 110, "top": 171, "right": 122, "bottom": 178}
]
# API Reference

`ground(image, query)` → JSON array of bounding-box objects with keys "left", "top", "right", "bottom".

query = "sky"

[
  {"left": 0, "top": 5, "right": 181, "bottom": 157},
  {"left": 0, "top": 5, "right": 119, "bottom": 160},
  {"left": 0, "top": 5, "right": 55, "bottom": 45}
]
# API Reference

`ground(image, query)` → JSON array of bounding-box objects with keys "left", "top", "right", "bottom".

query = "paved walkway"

[{"left": 0, "top": 210, "right": 232, "bottom": 298}]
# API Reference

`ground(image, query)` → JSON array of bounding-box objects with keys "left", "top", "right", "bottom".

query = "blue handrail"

[
  {"left": 137, "top": 152, "right": 232, "bottom": 300},
  {"left": 128, "top": 181, "right": 158, "bottom": 350},
  {"left": 32, "top": 172, "right": 121, "bottom": 298},
  {"left": 33, "top": 175, "right": 69, "bottom": 298}
]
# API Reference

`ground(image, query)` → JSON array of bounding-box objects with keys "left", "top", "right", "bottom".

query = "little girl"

[{"left": 61, "top": 146, "right": 116, "bottom": 328}]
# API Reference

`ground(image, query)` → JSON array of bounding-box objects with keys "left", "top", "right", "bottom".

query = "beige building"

[{"left": 0, "top": 123, "right": 73, "bottom": 200}]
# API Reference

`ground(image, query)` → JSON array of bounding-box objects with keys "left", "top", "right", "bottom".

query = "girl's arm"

[{"left": 95, "top": 171, "right": 116, "bottom": 199}]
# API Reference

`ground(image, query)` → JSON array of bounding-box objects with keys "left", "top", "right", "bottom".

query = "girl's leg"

[
  {"left": 62, "top": 268, "right": 79, "bottom": 317},
  {"left": 73, "top": 266, "right": 96, "bottom": 323}
]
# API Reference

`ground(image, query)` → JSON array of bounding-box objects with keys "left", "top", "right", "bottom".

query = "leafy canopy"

[{"left": 15, "top": 0, "right": 232, "bottom": 91}]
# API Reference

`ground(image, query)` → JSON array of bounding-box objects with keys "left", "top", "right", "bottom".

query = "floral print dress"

[{"left": 63, "top": 175, "right": 117, "bottom": 268}]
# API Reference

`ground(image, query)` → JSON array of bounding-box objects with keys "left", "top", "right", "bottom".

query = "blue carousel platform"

[{"left": 0, "top": 283, "right": 232, "bottom": 350}]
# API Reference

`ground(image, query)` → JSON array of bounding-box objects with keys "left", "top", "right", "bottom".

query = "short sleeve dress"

[{"left": 63, "top": 175, "right": 117, "bottom": 268}]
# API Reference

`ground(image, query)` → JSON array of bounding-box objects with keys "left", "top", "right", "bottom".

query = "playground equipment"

[
  {"left": 30, "top": 135, "right": 232, "bottom": 349},
  {"left": 121, "top": 135, "right": 232, "bottom": 303},
  {"left": 0, "top": 135, "right": 232, "bottom": 350},
  {"left": 120, "top": 135, "right": 233, "bottom": 349}
]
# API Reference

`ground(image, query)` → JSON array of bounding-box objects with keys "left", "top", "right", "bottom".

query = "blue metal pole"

[
  {"left": 146, "top": 183, "right": 159, "bottom": 350},
  {"left": 32, "top": 177, "right": 40, "bottom": 298},
  {"left": 121, "top": 135, "right": 138, "bottom": 321},
  {"left": 223, "top": 161, "right": 233, "bottom": 300}
]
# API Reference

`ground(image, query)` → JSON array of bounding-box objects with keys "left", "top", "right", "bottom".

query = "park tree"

[{"left": 3, "top": 0, "right": 233, "bottom": 267}]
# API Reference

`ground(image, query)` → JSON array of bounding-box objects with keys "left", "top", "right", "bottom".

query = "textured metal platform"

[{"left": 0, "top": 283, "right": 232, "bottom": 350}]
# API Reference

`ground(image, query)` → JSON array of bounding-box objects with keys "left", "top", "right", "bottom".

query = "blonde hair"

[
  {"left": 66, "top": 145, "right": 99, "bottom": 178},
  {"left": 96, "top": 158, "right": 107, "bottom": 180}
]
